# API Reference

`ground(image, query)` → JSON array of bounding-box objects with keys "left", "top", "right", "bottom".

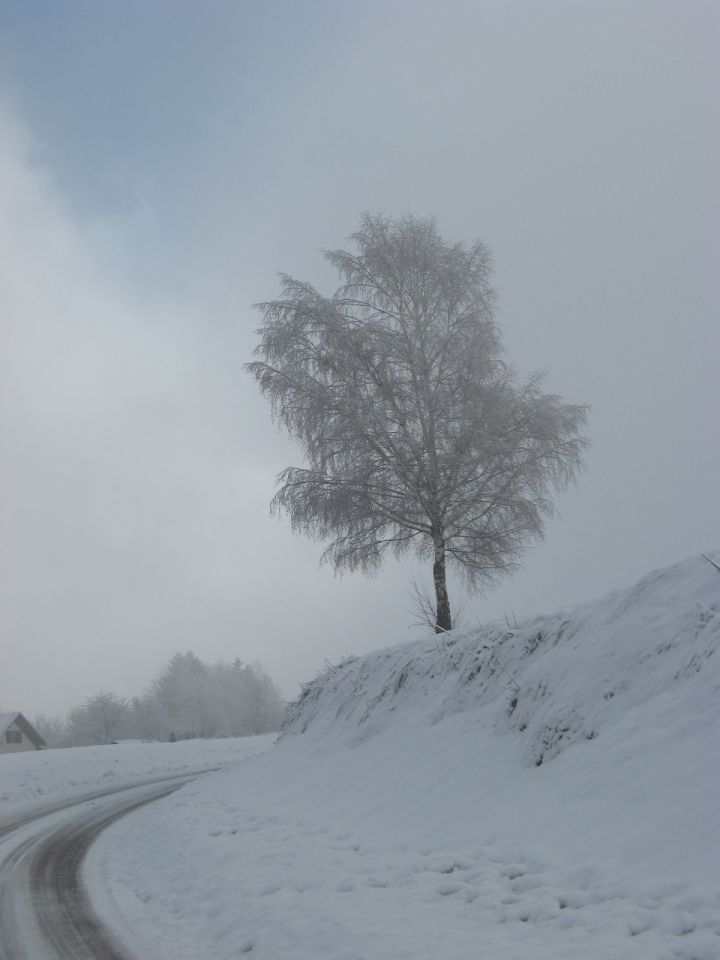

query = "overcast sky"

[{"left": 1, "top": 0, "right": 717, "bottom": 718}]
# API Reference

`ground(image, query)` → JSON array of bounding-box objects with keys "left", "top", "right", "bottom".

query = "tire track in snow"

[{"left": 0, "top": 774, "right": 206, "bottom": 960}]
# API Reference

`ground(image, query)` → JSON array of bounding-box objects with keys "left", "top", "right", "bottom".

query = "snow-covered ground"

[
  {"left": 0, "top": 735, "right": 275, "bottom": 822},
  {"left": 33, "top": 554, "right": 720, "bottom": 957}
]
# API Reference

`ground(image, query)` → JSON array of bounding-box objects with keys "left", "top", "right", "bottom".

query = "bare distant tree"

[
  {"left": 247, "top": 214, "right": 588, "bottom": 632},
  {"left": 67, "top": 691, "right": 129, "bottom": 744},
  {"left": 32, "top": 713, "right": 66, "bottom": 748}
]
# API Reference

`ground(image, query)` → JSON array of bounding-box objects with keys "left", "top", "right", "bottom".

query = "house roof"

[
  {"left": 0, "top": 713, "right": 18, "bottom": 734},
  {"left": 0, "top": 712, "right": 46, "bottom": 748}
]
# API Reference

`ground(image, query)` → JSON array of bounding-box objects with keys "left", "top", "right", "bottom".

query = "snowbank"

[
  {"left": 285, "top": 552, "right": 718, "bottom": 764},
  {"left": 90, "top": 553, "right": 719, "bottom": 959}
]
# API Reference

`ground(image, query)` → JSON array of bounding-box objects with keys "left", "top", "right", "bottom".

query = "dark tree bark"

[{"left": 432, "top": 525, "right": 452, "bottom": 633}]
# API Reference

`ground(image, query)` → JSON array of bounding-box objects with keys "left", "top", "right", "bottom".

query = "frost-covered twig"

[
  {"left": 408, "top": 578, "right": 463, "bottom": 643},
  {"left": 701, "top": 553, "right": 720, "bottom": 574},
  {"left": 497, "top": 660, "right": 521, "bottom": 692}
]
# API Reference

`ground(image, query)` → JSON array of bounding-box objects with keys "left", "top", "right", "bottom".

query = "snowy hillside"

[
  {"left": 285, "top": 552, "right": 719, "bottom": 768},
  {"left": 91, "top": 553, "right": 720, "bottom": 960}
]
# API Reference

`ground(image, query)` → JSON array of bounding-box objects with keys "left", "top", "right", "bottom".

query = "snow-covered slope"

[
  {"left": 90, "top": 553, "right": 720, "bottom": 960},
  {"left": 284, "top": 553, "right": 718, "bottom": 768}
]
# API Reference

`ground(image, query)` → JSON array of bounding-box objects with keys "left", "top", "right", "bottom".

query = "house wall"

[{"left": 0, "top": 720, "right": 38, "bottom": 754}]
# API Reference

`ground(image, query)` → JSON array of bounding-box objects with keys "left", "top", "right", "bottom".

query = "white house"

[{"left": 0, "top": 713, "right": 46, "bottom": 754}]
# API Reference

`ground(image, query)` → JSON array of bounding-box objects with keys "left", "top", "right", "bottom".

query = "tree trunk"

[{"left": 432, "top": 524, "right": 452, "bottom": 633}]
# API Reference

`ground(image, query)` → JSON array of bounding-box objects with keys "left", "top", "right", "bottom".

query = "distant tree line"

[{"left": 32, "top": 651, "right": 284, "bottom": 747}]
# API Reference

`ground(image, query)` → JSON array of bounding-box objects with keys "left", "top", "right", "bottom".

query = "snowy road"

[{"left": 0, "top": 772, "right": 207, "bottom": 960}]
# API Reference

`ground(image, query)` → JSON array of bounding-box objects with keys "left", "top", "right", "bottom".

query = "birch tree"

[{"left": 247, "top": 214, "right": 588, "bottom": 632}]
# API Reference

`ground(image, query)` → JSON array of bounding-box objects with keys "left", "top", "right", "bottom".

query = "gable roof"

[
  {"left": 0, "top": 712, "right": 46, "bottom": 748},
  {"left": 0, "top": 713, "right": 17, "bottom": 735}
]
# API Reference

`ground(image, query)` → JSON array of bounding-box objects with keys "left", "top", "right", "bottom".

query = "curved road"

[{"left": 0, "top": 772, "right": 207, "bottom": 960}]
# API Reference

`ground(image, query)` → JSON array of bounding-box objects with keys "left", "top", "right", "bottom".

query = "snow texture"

[{"left": 70, "top": 556, "right": 720, "bottom": 956}]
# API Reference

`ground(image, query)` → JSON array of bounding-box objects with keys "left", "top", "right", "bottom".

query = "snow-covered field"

[
  {"left": 0, "top": 735, "right": 275, "bottom": 822},
  {"left": 13, "top": 553, "right": 720, "bottom": 958}
]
